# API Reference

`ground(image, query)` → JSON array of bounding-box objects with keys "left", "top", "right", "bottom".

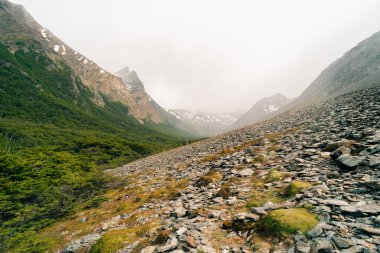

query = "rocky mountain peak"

[
  {"left": 230, "top": 93, "right": 293, "bottom": 129},
  {"left": 0, "top": 0, "right": 170, "bottom": 124},
  {"left": 115, "top": 68, "right": 144, "bottom": 91}
]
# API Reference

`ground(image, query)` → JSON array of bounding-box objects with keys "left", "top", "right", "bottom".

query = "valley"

[
  {"left": 0, "top": 0, "right": 380, "bottom": 252},
  {"left": 49, "top": 87, "right": 379, "bottom": 253}
]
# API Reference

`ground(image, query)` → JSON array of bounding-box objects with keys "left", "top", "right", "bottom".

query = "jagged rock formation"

[
  {"left": 231, "top": 93, "right": 293, "bottom": 129},
  {"left": 59, "top": 87, "right": 379, "bottom": 253}
]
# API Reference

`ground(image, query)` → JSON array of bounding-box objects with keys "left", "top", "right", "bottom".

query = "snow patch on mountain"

[
  {"left": 167, "top": 109, "right": 240, "bottom": 126},
  {"left": 231, "top": 93, "right": 294, "bottom": 129},
  {"left": 53, "top": 45, "right": 60, "bottom": 52},
  {"left": 61, "top": 45, "right": 66, "bottom": 55},
  {"left": 40, "top": 28, "right": 47, "bottom": 38}
]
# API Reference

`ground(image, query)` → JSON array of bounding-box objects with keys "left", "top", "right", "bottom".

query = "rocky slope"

[
  {"left": 53, "top": 87, "right": 379, "bottom": 253},
  {"left": 289, "top": 30, "right": 380, "bottom": 109},
  {"left": 166, "top": 109, "right": 242, "bottom": 136},
  {"left": 231, "top": 93, "right": 293, "bottom": 129}
]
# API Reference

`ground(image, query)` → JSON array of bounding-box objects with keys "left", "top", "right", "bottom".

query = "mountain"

[
  {"left": 0, "top": 0, "right": 196, "bottom": 249},
  {"left": 166, "top": 109, "right": 243, "bottom": 136},
  {"left": 230, "top": 93, "right": 293, "bottom": 129},
  {"left": 232, "top": 30, "right": 380, "bottom": 130},
  {"left": 291, "top": 30, "right": 380, "bottom": 107}
]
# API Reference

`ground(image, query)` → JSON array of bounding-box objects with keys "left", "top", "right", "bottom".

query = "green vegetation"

[
  {"left": 256, "top": 208, "right": 317, "bottom": 237},
  {"left": 246, "top": 177, "right": 286, "bottom": 209},
  {"left": 265, "top": 169, "right": 284, "bottom": 182},
  {"left": 0, "top": 41, "right": 189, "bottom": 252},
  {"left": 285, "top": 181, "right": 312, "bottom": 197},
  {"left": 90, "top": 224, "right": 152, "bottom": 253},
  {"left": 195, "top": 170, "right": 223, "bottom": 187}
]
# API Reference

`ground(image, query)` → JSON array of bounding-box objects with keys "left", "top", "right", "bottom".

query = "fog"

[{"left": 10, "top": 0, "right": 380, "bottom": 113}]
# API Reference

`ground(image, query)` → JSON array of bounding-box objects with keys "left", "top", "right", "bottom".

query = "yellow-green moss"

[
  {"left": 195, "top": 170, "right": 223, "bottom": 187},
  {"left": 285, "top": 181, "right": 312, "bottom": 197},
  {"left": 256, "top": 208, "right": 317, "bottom": 236},
  {"left": 265, "top": 169, "right": 284, "bottom": 182},
  {"left": 90, "top": 224, "right": 153, "bottom": 253}
]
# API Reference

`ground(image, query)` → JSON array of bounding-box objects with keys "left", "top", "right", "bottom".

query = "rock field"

[{"left": 63, "top": 87, "right": 380, "bottom": 253}]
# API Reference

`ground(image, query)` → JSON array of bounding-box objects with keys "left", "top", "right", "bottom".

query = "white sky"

[{"left": 10, "top": 0, "right": 380, "bottom": 113}]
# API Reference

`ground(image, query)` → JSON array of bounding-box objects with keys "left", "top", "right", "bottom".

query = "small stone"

[
  {"left": 320, "top": 152, "right": 331, "bottom": 159},
  {"left": 238, "top": 168, "right": 254, "bottom": 177},
  {"left": 250, "top": 207, "right": 267, "bottom": 215},
  {"left": 263, "top": 201, "right": 274, "bottom": 210},
  {"left": 318, "top": 212, "right": 330, "bottom": 223},
  {"left": 213, "top": 197, "right": 224, "bottom": 204},
  {"left": 141, "top": 246, "right": 156, "bottom": 253},
  {"left": 322, "top": 199, "right": 349, "bottom": 206},
  {"left": 307, "top": 226, "right": 323, "bottom": 239},
  {"left": 295, "top": 240, "right": 310, "bottom": 253},
  {"left": 332, "top": 236, "right": 353, "bottom": 250},
  {"left": 358, "top": 203, "right": 380, "bottom": 215},
  {"left": 226, "top": 197, "right": 238, "bottom": 205},
  {"left": 173, "top": 206, "right": 187, "bottom": 217},
  {"left": 357, "top": 225, "right": 380, "bottom": 236},
  {"left": 335, "top": 154, "right": 365, "bottom": 170},
  {"left": 331, "top": 146, "right": 351, "bottom": 159},
  {"left": 340, "top": 205, "right": 359, "bottom": 213},
  {"left": 176, "top": 227, "right": 187, "bottom": 236},
  {"left": 185, "top": 236, "right": 196, "bottom": 248},
  {"left": 374, "top": 215, "right": 380, "bottom": 225},
  {"left": 310, "top": 238, "right": 333, "bottom": 253}
]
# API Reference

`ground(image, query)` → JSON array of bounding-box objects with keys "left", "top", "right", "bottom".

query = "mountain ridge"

[
  {"left": 230, "top": 93, "right": 293, "bottom": 129},
  {"left": 287, "top": 29, "right": 380, "bottom": 109}
]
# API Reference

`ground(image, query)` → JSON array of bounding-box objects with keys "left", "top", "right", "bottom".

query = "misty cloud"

[{"left": 10, "top": 0, "right": 380, "bottom": 112}]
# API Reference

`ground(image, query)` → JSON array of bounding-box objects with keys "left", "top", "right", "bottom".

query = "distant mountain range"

[
  {"left": 230, "top": 93, "right": 293, "bottom": 129},
  {"left": 166, "top": 109, "right": 243, "bottom": 136}
]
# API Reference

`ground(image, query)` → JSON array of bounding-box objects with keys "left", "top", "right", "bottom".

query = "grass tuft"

[
  {"left": 285, "top": 181, "right": 312, "bottom": 197},
  {"left": 256, "top": 208, "right": 317, "bottom": 237}
]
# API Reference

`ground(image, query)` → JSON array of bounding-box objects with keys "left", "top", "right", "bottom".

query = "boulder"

[
  {"left": 335, "top": 154, "right": 365, "bottom": 170},
  {"left": 331, "top": 236, "right": 353, "bottom": 250}
]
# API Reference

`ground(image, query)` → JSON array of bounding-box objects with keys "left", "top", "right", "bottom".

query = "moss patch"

[
  {"left": 195, "top": 170, "right": 223, "bottom": 187},
  {"left": 285, "top": 181, "right": 312, "bottom": 197},
  {"left": 265, "top": 169, "right": 284, "bottom": 182},
  {"left": 90, "top": 223, "right": 154, "bottom": 253},
  {"left": 256, "top": 208, "right": 317, "bottom": 237},
  {"left": 246, "top": 178, "right": 286, "bottom": 209}
]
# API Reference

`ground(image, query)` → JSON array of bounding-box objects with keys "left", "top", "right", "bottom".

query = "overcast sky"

[{"left": 10, "top": 0, "right": 380, "bottom": 113}]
